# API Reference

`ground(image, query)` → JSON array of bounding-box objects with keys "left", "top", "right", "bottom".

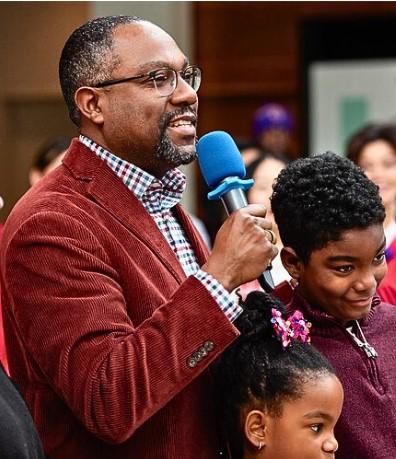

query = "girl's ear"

[
  {"left": 244, "top": 409, "right": 267, "bottom": 451},
  {"left": 280, "top": 246, "right": 304, "bottom": 281}
]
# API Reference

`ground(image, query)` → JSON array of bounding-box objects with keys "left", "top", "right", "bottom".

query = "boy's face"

[{"left": 298, "top": 223, "right": 386, "bottom": 323}]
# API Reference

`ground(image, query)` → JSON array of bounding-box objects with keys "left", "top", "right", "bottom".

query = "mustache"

[{"left": 159, "top": 107, "right": 197, "bottom": 132}]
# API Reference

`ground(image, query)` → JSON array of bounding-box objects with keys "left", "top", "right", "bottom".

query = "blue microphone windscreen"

[{"left": 197, "top": 131, "right": 246, "bottom": 188}]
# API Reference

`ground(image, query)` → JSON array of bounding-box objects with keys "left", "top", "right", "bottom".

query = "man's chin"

[
  {"left": 156, "top": 141, "right": 197, "bottom": 167},
  {"left": 174, "top": 145, "right": 197, "bottom": 165}
]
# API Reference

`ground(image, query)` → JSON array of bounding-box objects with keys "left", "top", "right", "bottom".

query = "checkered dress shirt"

[{"left": 79, "top": 135, "right": 241, "bottom": 322}]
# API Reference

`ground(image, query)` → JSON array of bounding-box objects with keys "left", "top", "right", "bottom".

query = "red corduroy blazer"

[{"left": 0, "top": 139, "right": 239, "bottom": 458}]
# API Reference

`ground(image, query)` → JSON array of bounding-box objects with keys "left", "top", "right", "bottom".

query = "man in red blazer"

[{"left": 0, "top": 16, "right": 276, "bottom": 459}]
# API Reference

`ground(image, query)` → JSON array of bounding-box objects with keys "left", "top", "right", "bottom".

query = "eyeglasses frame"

[{"left": 92, "top": 65, "right": 202, "bottom": 97}]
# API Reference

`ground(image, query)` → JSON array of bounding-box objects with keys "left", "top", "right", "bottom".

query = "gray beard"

[{"left": 155, "top": 131, "right": 197, "bottom": 167}]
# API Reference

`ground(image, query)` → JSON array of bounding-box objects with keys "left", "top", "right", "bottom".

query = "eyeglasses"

[{"left": 93, "top": 65, "right": 202, "bottom": 97}]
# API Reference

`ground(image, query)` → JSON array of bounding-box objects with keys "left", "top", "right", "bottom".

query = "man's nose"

[{"left": 170, "top": 76, "right": 198, "bottom": 107}]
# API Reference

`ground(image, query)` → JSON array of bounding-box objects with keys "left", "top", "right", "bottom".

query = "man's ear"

[
  {"left": 244, "top": 409, "right": 267, "bottom": 451},
  {"left": 280, "top": 246, "right": 303, "bottom": 281},
  {"left": 74, "top": 86, "right": 104, "bottom": 125}
]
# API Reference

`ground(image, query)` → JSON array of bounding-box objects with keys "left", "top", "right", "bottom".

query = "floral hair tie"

[{"left": 270, "top": 308, "right": 311, "bottom": 349}]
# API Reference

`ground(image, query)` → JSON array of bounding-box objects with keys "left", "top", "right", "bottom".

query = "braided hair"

[{"left": 213, "top": 291, "right": 334, "bottom": 458}]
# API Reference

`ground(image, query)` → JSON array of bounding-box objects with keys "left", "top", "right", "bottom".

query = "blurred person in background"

[
  {"left": 251, "top": 102, "right": 294, "bottom": 162},
  {"left": 245, "top": 154, "right": 290, "bottom": 287},
  {"left": 237, "top": 138, "right": 262, "bottom": 167},
  {"left": 29, "top": 137, "right": 71, "bottom": 186},
  {"left": 346, "top": 123, "right": 396, "bottom": 305},
  {"left": 0, "top": 354, "right": 46, "bottom": 458}
]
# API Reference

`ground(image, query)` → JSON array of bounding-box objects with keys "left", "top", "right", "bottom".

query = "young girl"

[
  {"left": 271, "top": 152, "right": 396, "bottom": 458},
  {"left": 214, "top": 290, "right": 343, "bottom": 459}
]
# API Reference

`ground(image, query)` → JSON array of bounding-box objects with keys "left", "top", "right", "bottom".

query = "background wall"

[{"left": 0, "top": 2, "right": 88, "bottom": 218}]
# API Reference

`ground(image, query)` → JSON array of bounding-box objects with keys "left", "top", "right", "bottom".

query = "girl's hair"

[{"left": 213, "top": 291, "right": 334, "bottom": 458}]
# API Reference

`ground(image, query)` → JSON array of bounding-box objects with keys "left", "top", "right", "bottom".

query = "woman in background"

[{"left": 245, "top": 154, "right": 290, "bottom": 287}]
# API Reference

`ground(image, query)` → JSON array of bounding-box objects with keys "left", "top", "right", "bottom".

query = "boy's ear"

[
  {"left": 74, "top": 86, "right": 104, "bottom": 125},
  {"left": 244, "top": 409, "right": 267, "bottom": 451},
  {"left": 280, "top": 246, "right": 303, "bottom": 281}
]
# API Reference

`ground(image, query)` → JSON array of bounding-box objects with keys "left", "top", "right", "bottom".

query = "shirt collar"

[{"left": 79, "top": 135, "right": 186, "bottom": 203}]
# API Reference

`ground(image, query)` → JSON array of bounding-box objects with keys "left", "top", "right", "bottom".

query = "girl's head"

[
  {"left": 346, "top": 123, "right": 396, "bottom": 211},
  {"left": 271, "top": 152, "right": 387, "bottom": 322},
  {"left": 214, "top": 291, "right": 343, "bottom": 459}
]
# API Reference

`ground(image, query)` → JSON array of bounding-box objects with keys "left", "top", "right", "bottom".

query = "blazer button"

[
  {"left": 193, "top": 351, "right": 202, "bottom": 361},
  {"left": 198, "top": 346, "right": 208, "bottom": 358},
  {"left": 203, "top": 340, "right": 215, "bottom": 352},
  {"left": 187, "top": 356, "right": 197, "bottom": 368}
]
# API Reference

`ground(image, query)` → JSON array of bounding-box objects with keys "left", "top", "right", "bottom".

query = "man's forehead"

[
  {"left": 113, "top": 21, "right": 178, "bottom": 52},
  {"left": 111, "top": 21, "right": 185, "bottom": 68}
]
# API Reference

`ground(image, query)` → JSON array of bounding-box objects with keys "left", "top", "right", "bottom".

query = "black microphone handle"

[
  {"left": 219, "top": 189, "right": 275, "bottom": 293},
  {"left": 258, "top": 270, "right": 275, "bottom": 294}
]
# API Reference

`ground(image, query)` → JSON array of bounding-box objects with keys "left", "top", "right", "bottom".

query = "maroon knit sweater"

[{"left": 276, "top": 284, "right": 396, "bottom": 458}]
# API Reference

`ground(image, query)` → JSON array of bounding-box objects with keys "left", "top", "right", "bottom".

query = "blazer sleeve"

[{"left": 1, "top": 210, "right": 239, "bottom": 443}]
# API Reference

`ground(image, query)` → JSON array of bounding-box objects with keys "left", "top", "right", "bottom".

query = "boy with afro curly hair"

[{"left": 271, "top": 151, "right": 396, "bottom": 458}]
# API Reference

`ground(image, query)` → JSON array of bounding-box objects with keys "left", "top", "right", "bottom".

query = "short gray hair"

[{"left": 59, "top": 15, "right": 143, "bottom": 126}]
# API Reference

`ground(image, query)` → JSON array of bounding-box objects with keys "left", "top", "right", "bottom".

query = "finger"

[
  {"left": 239, "top": 203, "right": 268, "bottom": 218},
  {"left": 252, "top": 216, "right": 273, "bottom": 231}
]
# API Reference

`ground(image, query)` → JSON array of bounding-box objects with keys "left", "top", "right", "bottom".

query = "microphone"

[{"left": 196, "top": 130, "right": 275, "bottom": 293}]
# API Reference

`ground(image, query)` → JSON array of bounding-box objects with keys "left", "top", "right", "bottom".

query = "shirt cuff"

[{"left": 194, "top": 269, "right": 243, "bottom": 323}]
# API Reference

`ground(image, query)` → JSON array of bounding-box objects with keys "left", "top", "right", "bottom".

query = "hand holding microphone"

[{"left": 197, "top": 131, "right": 278, "bottom": 293}]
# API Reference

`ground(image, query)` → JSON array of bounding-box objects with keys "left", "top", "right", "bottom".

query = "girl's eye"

[{"left": 310, "top": 424, "right": 322, "bottom": 433}]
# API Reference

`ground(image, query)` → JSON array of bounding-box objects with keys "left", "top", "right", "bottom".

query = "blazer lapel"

[{"left": 63, "top": 140, "right": 186, "bottom": 283}]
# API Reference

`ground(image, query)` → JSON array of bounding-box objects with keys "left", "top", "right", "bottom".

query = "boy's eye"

[
  {"left": 374, "top": 252, "right": 386, "bottom": 263},
  {"left": 334, "top": 265, "right": 353, "bottom": 274}
]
